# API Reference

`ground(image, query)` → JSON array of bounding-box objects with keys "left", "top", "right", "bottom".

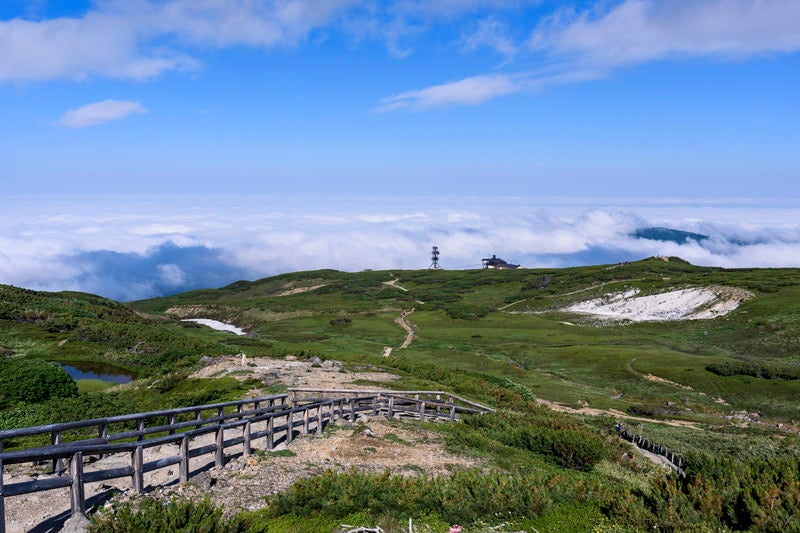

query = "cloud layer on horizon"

[{"left": 2, "top": 196, "right": 800, "bottom": 301}]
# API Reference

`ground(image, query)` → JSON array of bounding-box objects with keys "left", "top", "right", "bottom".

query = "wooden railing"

[
  {"left": 288, "top": 388, "right": 495, "bottom": 421},
  {"left": 616, "top": 426, "right": 686, "bottom": 477},
  {"left": 0, "top": 389, "right": 491, "bottom": 532}
]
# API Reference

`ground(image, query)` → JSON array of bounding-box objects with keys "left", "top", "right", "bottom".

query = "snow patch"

[
  {"left": 565, "top": 286, "right": 753, "bottom": 322},
  {"left": 182, "top": 318, "right": 246, "bottom": 335}
]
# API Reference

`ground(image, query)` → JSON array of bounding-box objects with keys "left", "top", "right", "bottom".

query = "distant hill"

[{"left": 632, "top": 226, "right": 709, "bottom": 244}]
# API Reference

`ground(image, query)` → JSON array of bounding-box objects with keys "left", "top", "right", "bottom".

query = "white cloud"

[
  {"left": 532, "top": 0, "right": 800, "bottom": 67},
  {"left": 381, "top": 0, "right": 800, "bottom": 110},
  {"left": 57, "top": 100, "right": 147, "bottom": 128},
  {"left": 374, "top": 66, "right": 604, "bottom": 110},
  {"left": 0, "top": 0, "right": 358, "bottom": 83},
  {"left": 0, "top": 14, "right": 193, "bottom": 82},
  {"left": 158, "top": 263, "right": 187, "bottom": 286},
  {"left": 377, "top": 73, "right": 525, "bottom": 111},
  {"left": 461, "top": 16, "right": 517, "bottom": 56}
]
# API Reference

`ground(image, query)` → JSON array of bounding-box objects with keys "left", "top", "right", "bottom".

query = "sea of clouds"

[{"left": 2, "top": 195, "right": 800, "bottom": 302}]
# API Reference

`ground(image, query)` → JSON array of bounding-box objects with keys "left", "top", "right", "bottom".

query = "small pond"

[{"left": 55, "top": 361, "right": 136, "bottom": 384}]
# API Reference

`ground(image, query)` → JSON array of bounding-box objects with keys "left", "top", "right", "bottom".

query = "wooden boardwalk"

[{"left": 0, "top": 389, "right": 493, "bottom": 532}]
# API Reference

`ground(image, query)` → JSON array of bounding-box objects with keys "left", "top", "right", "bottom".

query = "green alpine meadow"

[{"left": 2, "top": 257, "right": 799, "bottom": 532}]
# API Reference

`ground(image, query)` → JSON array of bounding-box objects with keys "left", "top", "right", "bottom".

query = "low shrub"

[
  {"left": 0, "top": 358, "right": 77, "bottom": 408},
  {"left": 706, "top": 361, "right": 799, "bottom": 380},
  {"left": 89, "top": 496, "right": 245, "bottom": 532}
]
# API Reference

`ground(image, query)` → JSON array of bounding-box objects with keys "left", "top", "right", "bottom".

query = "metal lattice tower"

[{"left": 429, "top": 246, "right": 441, "bottom": 269}]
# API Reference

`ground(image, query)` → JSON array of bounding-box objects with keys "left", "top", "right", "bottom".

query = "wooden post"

[
  {"left": 266, "top": 415, "right": 274, "bottom": 450},
  {"left": 136, "top": 418, "right": 145, "bottom": 441},
  {"left": 215, "top": 426, "right": 224, "bottom": 467},
  {"left": 303, "top": 408, "right": 310, "bottom": 435},
  {"left": 350, "top": 399, "right": 356, "bottom": 422},
  {"left": 388, "top": 396, "right": 395, "bottom": 418},
  {"left": 372, "top": 395, "right": 378, "bottom": 416},
  {"left": 243, "top": 421, "right": 252, "bottom": 456},
  {"left": 449, "top": 403, "right": 456, "bottom": 421},
  {"left": 52, "top": 431, "right": 64, "bottom": 474},
  {"left": 168, "top": 414, "right": 176, "bottom": 435},
  {"left": 435, "top": 394, "right": 442, "bottom": 416},
  {"left": 1, "top": 444, "right": 6, "bottom": 533},
  {"left": 70, "top": 452, "right": 85, "bottom": 517},
  {"left": 419, "top": 401, "right": 426, "bottom": 421},
  {"left": 195, "top": 409, "right": 202, "bottom": 429},
  {"left": 286, "top": 410, "right": 294, "bottom": 443},
  {"left": 316, "top": 404, "right": 323, "bottom": 435},
  {"left": 179, "top": 436, "right": 189, "bottom": 483},
  {"left": 98, "top": 423, "right": 109, "bottom": 459},
  {"left": 132, "top": 446, "right": 144, "bottom": 494}
]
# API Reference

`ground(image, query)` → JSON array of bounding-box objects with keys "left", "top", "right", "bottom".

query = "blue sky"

[
  {"left": 2, "top": 0, "right": 799, "bottom": 196},
  {"left": 2, "top": 1, "right": 800, "bottom": 299}
]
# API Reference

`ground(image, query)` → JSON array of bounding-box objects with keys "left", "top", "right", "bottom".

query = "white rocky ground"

[{"left": 565, "top": 285, "right": 754, "bottom": 322}]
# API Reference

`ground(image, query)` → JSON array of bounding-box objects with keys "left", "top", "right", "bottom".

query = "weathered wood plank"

[
  {"left": 70, "top": 452, "right": 85, "bottom": 517},
  {"left": 0, "top": 390, "right": 488, "bottom": 533}
]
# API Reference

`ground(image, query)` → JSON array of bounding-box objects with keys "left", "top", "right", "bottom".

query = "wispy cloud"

[
  {"left": 57, "top": 100, "right": 147, "bottom": 128},
  {"left": 375, "top": 66, "right": 602, "bottom": 111},
  {"left": 532, "top": 0, "right": 800, "bottom": 67},
  {"left": 461, "top": 16, "right": 517, "bottom": 57},
  {"left": 377, "top": 73, "right": 526, "bottom": 111},
  {"left": 381, "top": 0, "right": 800, "bottom": 110},
  {"left": 2, "top": 196, "right": 800, "bottom": 301}
]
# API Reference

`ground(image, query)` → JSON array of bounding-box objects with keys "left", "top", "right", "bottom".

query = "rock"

[
  {"left": 308, "top": 356, "right": 323, "bottom": 365},
  {"left": 359, "top": 428, "right": 378, "bottom": 439},
  {"left": 190, "top": 471, "right": 215, "bottom": 490},
  {"left": 61, "top": 513, "right": 91, "bottom": 533}
]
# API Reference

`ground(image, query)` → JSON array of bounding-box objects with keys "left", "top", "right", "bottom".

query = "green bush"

[
  {"left": 260, "top": 468, "right": 604, "bottom": 526},
  {"left": 0, "top": 358, "right": 77, "bottom": 408},
  {"left": 462, "top": 410, "right": 615, "bottom": 471},
  {"left": 89, "top": 496, "right": 245, "bottom": 532},
  {"left": 706, "top": 361, "right": 799, "bottom": 380}
]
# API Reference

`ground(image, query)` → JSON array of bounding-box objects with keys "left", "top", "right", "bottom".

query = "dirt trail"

[
  {"left": 382, "top": 278, "right": 408, "bottom": 292},
  {"left": 395, "top": 308, "right": 415, "bottom": 349},
  {"left": 535, "top": 398, "right": 701, "bottom": 429}
]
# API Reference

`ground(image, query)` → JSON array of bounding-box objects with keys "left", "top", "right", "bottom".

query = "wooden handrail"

[
  {"left": 0, "top": 390, "right": 491, "bottom": 533},
  {"left": 288, "top": 388, "right": 495, "bottom": 413},
  {"left": 0, "top": 394, "right": 289, "bottom": 445}
]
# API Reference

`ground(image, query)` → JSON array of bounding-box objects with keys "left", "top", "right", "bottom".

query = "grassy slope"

[
  {"left": 4, "top": 257, "right": 798, "bottom": 422},
  {"left": 131, "top": 257, "right": 800, "bottom": 421},
  {"left": 4, "top": 258, "right": 800, "bottom": 530}
]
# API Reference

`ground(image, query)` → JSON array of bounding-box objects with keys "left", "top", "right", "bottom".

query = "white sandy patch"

[
  {"left": 566, "top": 286, "right": 753, "bottom": 322},
  {"left": 182, "top": 318, "right": 246, "bottom": 335},
  {"left": 276, "top": 284, "right": 327, "bottom": 297}
]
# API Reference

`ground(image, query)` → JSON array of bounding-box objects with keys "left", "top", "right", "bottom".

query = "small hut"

[{"left": 481, "top": 254, "right": 519, "bottom": 269}]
